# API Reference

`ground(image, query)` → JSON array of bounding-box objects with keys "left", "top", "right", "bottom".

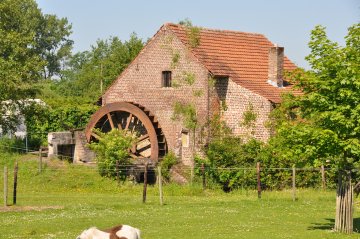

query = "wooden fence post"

[
  {"left": 38, "top": 148, "right": 42, "bottom": 173},
  {"left": 190, "top": 166, "right": 194, "bottom": 186},
  {"left": 142, "top": 163, "right": 148, "bottom": 203},
  {"left": 257, "top": 162, "right": 261, "bottom": 199},
  {"left": 201, "top": 163, "right": 206, "bottom": 190},
  {"left": 321, "top": 165, "right": 326, "bottom": 190},
  {"left": 4, "top": 166, "right": 8, "bottom": 207},
  {"left": 13, "top": 162, "right": 18, "bottom": 205},
  {"left": 292, "top": 166, "right": 296, "bottom": 201},
  {"left": 158, "top": 166, "right": 163, "bottom": 205}
]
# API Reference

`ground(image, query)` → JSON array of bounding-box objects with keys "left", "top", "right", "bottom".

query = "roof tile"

[{"left": 165, "top": 23, "right": 299, "bottom": 103}]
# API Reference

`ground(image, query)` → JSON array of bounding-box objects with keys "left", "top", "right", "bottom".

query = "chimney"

[{"left": 267, "top": 45, "right": 284, "bottom": 87}]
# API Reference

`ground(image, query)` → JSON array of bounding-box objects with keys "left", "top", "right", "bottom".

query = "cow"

[{"left": 76, "top": 225, "right": 141, "bottom": 239}]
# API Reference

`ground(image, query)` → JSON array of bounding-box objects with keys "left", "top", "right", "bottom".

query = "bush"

[
  {"left": 195, "top": 136, "right": 261, "bottom": 192},
  {"left": 89, "top": 129, "right": 136, "bottom": 179},
  {"left": 0, "top": 137, "right": 26, "bottom": 153},
  {"left": 23, "top": 102, "right": 97, "bottom": 148},
  {"left": 196, "top": 135, "right": 338, "bottom": 191},
  {"left": 160, "top": 151, "right": 178, "bottom": 182}
]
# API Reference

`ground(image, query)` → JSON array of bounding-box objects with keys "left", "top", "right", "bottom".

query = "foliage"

[
  {"left": 21, "top": 33, "right": 142, "bottom": 148},
  {"left": 0, "top": 137, "right": 26, "bottom": 153},
  {"left": 57, "top": 34, "right": 144, "bottom": 101},
  {"left": 240, "top": 103, "right": 257, "bottom": 128},
  {"left": 204, "top": 114, "right": 232, "bottom": 141},
  {"left": 268, "top": 23, "right": 360, "bottom": 171},
  {"left": 35, "top": 13, "right": 73, "bottom": 79},
  {"left": 179, "top": 18, "right": 201, "bottom": 48},
  {"left": 198, "top": 113, "right": 336, "bottom": 190},
  {"left": 89, "top": 129, "right": 137, "bottom": 179},
  {"left": 172, "top": 102, "right": 198, "bottom": 131},
  {"left": 0, "top": 0, "right": 73, "bottom": 133},
  {"left": 171, "top": 50, "right": 180, "bottom": 69},
  {"left": 22, "top": 101, "right": 97, "bottom": 148},
  {"left": 183, "top": 72, "right": 196, "bottom": 86},
  {"left": 196, "top": 135, "right": 335, "bottom": 191},
  {"left": 160, "top": 151, "right": 178, "bottom": 182},
  {"left": 199, "top": 136, "right": 262, "bottom": 191},
  {"left": 266, "top": 23, "right": 360, "bottom": 233}
]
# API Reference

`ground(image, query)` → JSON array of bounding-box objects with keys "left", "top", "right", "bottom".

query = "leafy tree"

[
  {"left": 270, "top": 23, "right": 359, "bottom": 233},
  {"left": 89, "top": 129, "right": 137, "bottom": 179},
  {"left": 35, "top": 14, "right": 73, "bottom": 79},
  {"left": 0, "top": 0, "right": 43, "bottom": 102},
  {"left": 57, "top": 34, "right": 143, "bottom": 101},
  {"left": 23, "top": 101, "right": 97, "bottom": 148},
  {"left": 0, "top": 0, "right": 73, "bottom": 134}
]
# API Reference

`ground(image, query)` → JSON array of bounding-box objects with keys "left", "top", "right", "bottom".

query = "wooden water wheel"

[{"left": 85, "top": 102, "right": 167, "bottom": 162}]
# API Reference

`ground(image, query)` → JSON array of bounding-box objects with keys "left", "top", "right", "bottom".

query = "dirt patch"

[{"left": 0, "top": 205, "right": 64, "bottom": 212}]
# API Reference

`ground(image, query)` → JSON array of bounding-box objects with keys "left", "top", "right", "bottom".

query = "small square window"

[{"left": 162, "top": 71, "right": 172, "bottom": 87}]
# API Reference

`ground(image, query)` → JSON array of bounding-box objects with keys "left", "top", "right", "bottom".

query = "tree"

[
  {"left": 56, "top": 34, "right": 143, "bottom": 101},
  {"left": 271, "top": 23, "right": 360, "bottom": 233},
  {"left": 35, "top": 14, "right": 73, "bottom": 80},
  {"left": 0, "top": 0, "right": 73, "bottom": 133}
]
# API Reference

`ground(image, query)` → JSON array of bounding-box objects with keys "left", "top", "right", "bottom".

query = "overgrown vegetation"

[
  {"left": 160, "top": 151, "right": 178, "bottom": 181},
  {"left": 23, "top": 101, "right": 97, "bottom": 148},
  {"left": 172, "top": 102, "right": 198, "bottom": 131},
  {"left": 179, "top": 18, "right": 201, "bottom": 48},
  {"left": 89, "top": 129, "right": 137, "bottom": 179}
]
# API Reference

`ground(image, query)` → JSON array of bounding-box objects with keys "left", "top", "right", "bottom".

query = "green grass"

[{"left": 0, "top": 153, "right": 359, "bottom": 239}]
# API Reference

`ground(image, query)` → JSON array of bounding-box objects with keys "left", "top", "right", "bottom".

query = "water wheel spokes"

[{"left": 86, "top": 102, "right": 166, "bottom": 161}]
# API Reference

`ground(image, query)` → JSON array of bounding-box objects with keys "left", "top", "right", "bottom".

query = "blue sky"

[{"left": 36, "top": 0, "right": 359, "bottom": 69}]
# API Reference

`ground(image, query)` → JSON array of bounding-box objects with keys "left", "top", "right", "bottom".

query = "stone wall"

[
  {"left": 73, "top": 130, "right": 95, "bottom": 163},
  {"left": 47, "top": 132, "right": 75, "bottom": 159}
]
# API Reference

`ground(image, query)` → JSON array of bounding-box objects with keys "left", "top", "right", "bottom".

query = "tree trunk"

[{"left": 334, "top": 171, "right": 353, "bottom": 233}]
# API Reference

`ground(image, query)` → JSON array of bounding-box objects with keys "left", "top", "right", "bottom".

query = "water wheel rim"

[{"left": 85, "top": 102, "right": 159, "bottom": 161}]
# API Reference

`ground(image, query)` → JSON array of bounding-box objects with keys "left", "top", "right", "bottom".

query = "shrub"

[
  {"left": 203, "top": 137, "right": 261, "bottom": 191},
  {"left": 89, "top": 129, "right": 136, "bottom": 179},
  {"left": 196, "top": 135, "right": 338, "bottom": 191},
  {"left": 160, "top": 151, "right": 178, "bottom": 182},
  {"left": 0, "top": 137, "right": 26, "bottom": 153}
]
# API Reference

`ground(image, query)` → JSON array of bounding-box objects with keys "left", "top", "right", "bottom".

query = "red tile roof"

[{"left": 165, "top": 23, "right": 299, "bottom": 103}]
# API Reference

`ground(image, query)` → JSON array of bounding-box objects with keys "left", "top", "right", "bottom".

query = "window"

[{"left": 162, "top": 71, "right": 172, "bottom": 87}]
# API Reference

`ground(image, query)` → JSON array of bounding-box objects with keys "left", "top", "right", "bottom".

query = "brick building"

[{"left": 85, "top": 23, "right": 298, "bottom": 166}]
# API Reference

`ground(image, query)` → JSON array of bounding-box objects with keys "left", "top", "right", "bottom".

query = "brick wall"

[
  {"left": 102, "top": 25, "right": 274, "bottom": 165},
  {"left": 213, "top": 78, "right": 273, "bottom": 141},
  {"left": 103, "top": 25, "right": 209, "bottom": 166}
]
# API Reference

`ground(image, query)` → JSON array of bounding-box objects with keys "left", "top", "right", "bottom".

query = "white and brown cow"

[{"left": 76, "top": 225, "right": 141, "bottom": 239}]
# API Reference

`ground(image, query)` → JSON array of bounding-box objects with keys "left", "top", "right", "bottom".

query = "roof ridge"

[{"left": 165, "top": 22, "right": 268, "bottom": 38}]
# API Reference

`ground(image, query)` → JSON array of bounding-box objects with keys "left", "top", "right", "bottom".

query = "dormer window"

[{"left": 162, "top": 71, "right": 172, "bottom": 87}]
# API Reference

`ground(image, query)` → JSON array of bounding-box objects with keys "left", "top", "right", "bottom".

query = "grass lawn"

[{"left": 0, "top": 153, "right": 359, "bottom": 239}]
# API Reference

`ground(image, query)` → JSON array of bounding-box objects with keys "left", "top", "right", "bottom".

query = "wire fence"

[
  {"left": 0, "top": 142, "right": 344, "bottom": 190},
  {"left": 0, "top": 141, "right": 354, "bottom": 207},
  {"left": 1, "top": 153, "right": 353, "bottom": 209}
]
